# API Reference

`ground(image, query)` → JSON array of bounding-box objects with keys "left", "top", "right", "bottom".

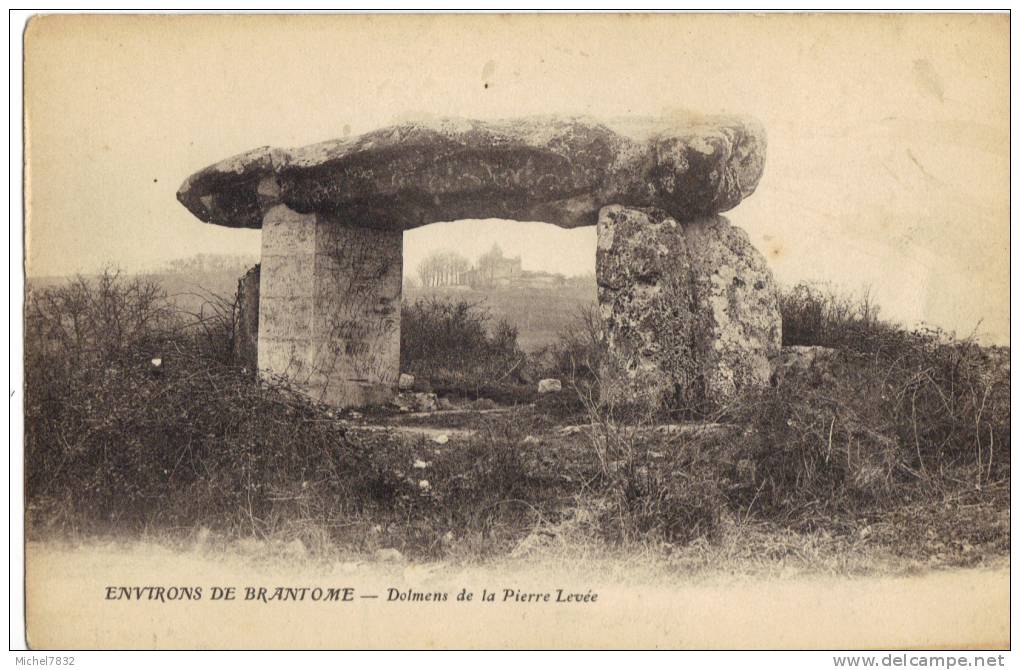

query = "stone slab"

[{"left": 177, "top": 114, "right": 766, "bottom": 230}]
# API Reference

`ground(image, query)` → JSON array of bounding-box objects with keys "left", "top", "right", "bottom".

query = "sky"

[{"left": 24, "top": 13, "right": 1009, "bottom": 343}]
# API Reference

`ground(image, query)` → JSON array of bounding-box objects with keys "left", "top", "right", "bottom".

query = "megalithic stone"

[
  {"left": 258, "top": 200, "right": 402, "bottom": 408},
  {"left": 176, "top": 114, "right": 771, "bottom": 409},
  {"left": 234, "top": 263, "right": 260, "bottom": 374},
  {"left": 596, "top": 205, "right": 781, "bottom": 410},
  {"left": 177, "top": 115, "right": 767, "bottom": 232}
]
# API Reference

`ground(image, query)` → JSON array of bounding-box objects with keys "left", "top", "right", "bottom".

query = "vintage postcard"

[{"left": 20, "top": 12, "right": 1010, "bottom": 650}]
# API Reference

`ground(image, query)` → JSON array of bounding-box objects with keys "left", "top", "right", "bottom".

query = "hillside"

[
  {"left": 404, "top": 283, "right": 597, "bottom": 352},
  {"left": 28, "top": 272, "right": 598, "bottom": 353}
]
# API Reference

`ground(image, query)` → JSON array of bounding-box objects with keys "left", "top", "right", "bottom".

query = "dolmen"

[{"left": 177, "top": 113, "right": 781, "bottom": 409}]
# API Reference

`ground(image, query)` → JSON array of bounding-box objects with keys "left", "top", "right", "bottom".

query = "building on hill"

[
  {"left": 465, "top": 244, "right": 523, "bottom": 287},
  {"left": 415, "top": 243, "right": 575, "bottom": 290}
]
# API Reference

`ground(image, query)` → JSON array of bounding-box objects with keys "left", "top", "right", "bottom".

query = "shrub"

[
  {"left": 716, "top": 329, "right": 1010, "bottom": 520},
  {"left": 531, "top": 304, "right": 604, "bottom": 387},
  {"left": 778, "top": 281, "right": 899, "bottom": 352},
  {"left": 25, "top": 274, "right": 551, "bottom": 555},
  {"left": 26, "top": 270, "right": 176, "bottom": 370},
  {"left": 754, "top": 282, "right": 1011, "bottom": 510},
  {"left": 400, "top": 297, "right": 529, "bottom": 399},
  {"left": 24, "top": 271, "right": 376, "bottom": 538}
]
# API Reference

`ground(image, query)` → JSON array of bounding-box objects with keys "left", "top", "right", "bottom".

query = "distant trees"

[
  {"left": 412, "top": 244, "right": 592, "bottom": 289},
  {"left": 475, "top": 243, "right": 508, "bottom": 285},
  {"left": 415, "top": 250, "right": 471, "bottom": 287},
  {"left": 162, "top": 253, "right": 259, "bottom": 276}
]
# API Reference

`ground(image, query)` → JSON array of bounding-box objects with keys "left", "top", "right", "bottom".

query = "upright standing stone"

[
  {"left": 681, "top": 215, "right": 782, "bottom": 401},
  {"left": 234, "top": 263, "right": 260, "bottom": 374},
  {"left": 258, "top": 203, "right": 402, "bottom": 407},
  {"left": 596, "top": 206, "right": 694, "bottom": 409},
  {"left": 597, "top": 205, "right": 781, "bottom": 409}
]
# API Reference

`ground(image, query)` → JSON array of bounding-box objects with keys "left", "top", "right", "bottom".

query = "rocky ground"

[{"left": 290, "top": 394, "right": 1011, "bottom": 575}]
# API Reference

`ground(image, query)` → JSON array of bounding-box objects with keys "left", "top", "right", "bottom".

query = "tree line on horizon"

[{"left": 410, "top": 244, "right": 594, "bottom": 289}]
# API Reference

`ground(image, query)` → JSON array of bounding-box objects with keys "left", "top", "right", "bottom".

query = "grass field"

[{"left": 23, "top": 270, "right": 1010, "bottom": 582}]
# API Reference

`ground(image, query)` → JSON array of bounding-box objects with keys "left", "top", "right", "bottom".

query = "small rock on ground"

[{"left": 538, "top": 378, "right": 562, "bottom": 394}]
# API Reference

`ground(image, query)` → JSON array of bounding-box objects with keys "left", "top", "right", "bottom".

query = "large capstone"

[
  {"left": 177, "top": 115, "right": 766, "bottom": 231},
  {"left": 597, "top": 205, "right": 781, "bottom": 409}
]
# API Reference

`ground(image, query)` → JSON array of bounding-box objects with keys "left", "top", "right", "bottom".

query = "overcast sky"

[{"left": 24, "top": 13, "right": 1009, "bottom": 343}]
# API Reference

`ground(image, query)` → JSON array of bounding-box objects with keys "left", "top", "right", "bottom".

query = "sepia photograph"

[{"left": 16, "top": 11, "right": 1011, "bottom": 652}]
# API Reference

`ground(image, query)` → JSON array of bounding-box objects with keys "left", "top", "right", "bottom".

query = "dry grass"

[{"left": 23, "top": 272, "right": 1010, "bottom": 575}]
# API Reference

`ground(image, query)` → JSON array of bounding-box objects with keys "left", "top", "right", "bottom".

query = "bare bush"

[
  {"left": 779, "top": 281, "right": 890, "bottom": 351},
  {"left": 532, "top": 304, "right": 604, "bottom": 386},
  {"left": 24, "top": 271, "right": 373, "bottom": 540},
  {"left": 26, "top": 269, "right": 175, "bottom": 367},
  {"left": 400, "top": 297, "right": 529, "bottom": 400}
]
